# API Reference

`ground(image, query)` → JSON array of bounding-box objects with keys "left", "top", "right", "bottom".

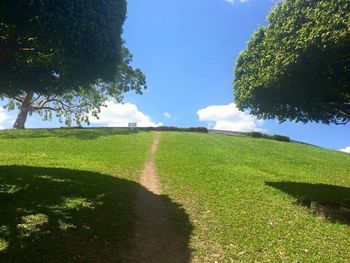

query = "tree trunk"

[{"left": 13, "top": 92, "right": 34, "bottom": 129}]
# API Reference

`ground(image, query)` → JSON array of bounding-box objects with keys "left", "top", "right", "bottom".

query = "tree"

[
  {"left": 234, "top": 0, "right": 350, "bottom": 124},
  {"left": 0, "top": 0, "right": 127, "bottom": 128},
  {"left": 2, "top": 46, "right": 146, "bottom": 128}
]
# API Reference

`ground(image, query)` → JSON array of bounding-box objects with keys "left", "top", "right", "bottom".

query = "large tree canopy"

[
  {"left": 0, "top": 0, "right": 127, "bottom": 96},
  {"left": 234, "top": 0, "right": 350, "bottom": 124}
]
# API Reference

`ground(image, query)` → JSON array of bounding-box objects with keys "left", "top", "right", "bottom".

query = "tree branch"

[
  {"left": 12, "top": 96, "right": 24, "bottom": 103},
  {"left": 328, "top": 102, "right": 350, "bottom": 107},
  {"left": 31, "top": 106, "right": 60, "bottom": 111},
  {"left": 332, "top": 107, "right": 350, "bottom": 121},
  {"left": 320, "top": 102, "right": 350, "bottom": 124},
  {"left": 30, "top": 95, "right": 80, "bottom": 112},
  {"left": 31, "top": 94, "right": 42, "bottom": 103}
]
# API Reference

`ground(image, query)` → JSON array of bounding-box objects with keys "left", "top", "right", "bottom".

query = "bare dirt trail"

[
  {"left": 124, "top": 132, "right": 191, "bottom": 263},
  {"left": 139, "top": 133, "right": 162, "bottom": 195}
]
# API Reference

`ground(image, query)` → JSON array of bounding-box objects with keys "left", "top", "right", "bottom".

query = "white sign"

[{"left": 128, "top": 122, "right": 137, "bottom": 129}]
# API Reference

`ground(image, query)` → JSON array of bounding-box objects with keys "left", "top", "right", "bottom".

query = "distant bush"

[
  {"left": 271, "top": 135, "right": 290, "bottom": 142},
  {"left": 142, "top": 126, "right": 208, "bottom": 133},
  {"left": 60, "top": 126, "right": 83, "bottom": 129},
  {"left": 247, "top": 132, "right": 290, "bottom": 142},
  {"left": 246, "top": 132, "right": 268, "bottom": 138}
]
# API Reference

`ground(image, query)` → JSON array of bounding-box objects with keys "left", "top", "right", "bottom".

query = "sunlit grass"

[
  {"left": 0, "top": 128, "right": 152, "bottom": 177},
  {"left": 156, "top": 132, "right": 350, "bottom": 262},
  {"left": 18, "top": 214, "right": 49, "bottom": 237}
]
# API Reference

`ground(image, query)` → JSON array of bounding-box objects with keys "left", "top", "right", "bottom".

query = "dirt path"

[
  {"left": 125, "top": 132, "right": 191, "bottom": 263},
  {"left": 139, "top": 132, "right": 162, "bottom": 195}
]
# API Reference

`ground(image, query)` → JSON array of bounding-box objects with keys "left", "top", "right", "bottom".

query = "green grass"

[
  {"left": 0, "top": 128, "right": 153, "bottom": 262},
  {"left": 156, "top": 132, "right": 350, "bottom": 262},
  {"left": 1, "top": 129, "right": 350, "bottom": 262}
]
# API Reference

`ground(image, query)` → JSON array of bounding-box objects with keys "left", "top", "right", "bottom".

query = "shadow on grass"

[
  {"left": 0, "top": 128, "right": 138, "bottom": 140},
  {"left": 0, "top": 165, "right": 192, "bottom": 262},
  {"left": 266, "top": 181, "right": 350, "bottom": 224}
]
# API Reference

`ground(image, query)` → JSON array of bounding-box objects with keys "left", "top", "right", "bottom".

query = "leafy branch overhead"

[{"left": 234, "top": 0, "right": 350, "bottom": 124}]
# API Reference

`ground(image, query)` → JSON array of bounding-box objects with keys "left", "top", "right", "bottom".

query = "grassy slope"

[
  {"left": 0, "top": 129, "right": 153, "bottom": 262},
  {"left": 156, "top": 132, "right": 350, "bottom": 262}
]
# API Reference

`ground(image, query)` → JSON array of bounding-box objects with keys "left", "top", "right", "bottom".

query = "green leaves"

[
  {"left": 0, "top": 0, "right": 127, "bottom": 95},
  {"left": 234, "top": 0, "right": 350, "bottom": 124}
]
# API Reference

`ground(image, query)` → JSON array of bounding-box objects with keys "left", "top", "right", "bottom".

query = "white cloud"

[
  {"left": 197, "top": 103, "right": 263, "bottom": 132},
  {"left": 340, "top": 146, "right": 350, "bottom": 153},
  {"left": 0, "top": 107, "right": 12, "bottom": 129},
  {"left": 89, "top": 101, "right": 162, "bottom": 127},
  {"left": 163, "top": 112, "right": 171, "bottom": 119}
]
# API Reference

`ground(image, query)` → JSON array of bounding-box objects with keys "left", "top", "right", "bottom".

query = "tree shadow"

[
  {"left": 0, "top": 165, "right": 192, "bottom": 262},
  {"left": 266, "top": 181, "right": 350, "bottom": 225},
  {"left": 0, "top": 128, "right": 138, "bottom": 140}
]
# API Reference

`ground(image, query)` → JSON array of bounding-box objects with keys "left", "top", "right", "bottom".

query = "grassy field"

[
  {"left": 156, "top": 132, "right": 350, "bottom": 262},
  {"left": 0, "top": 128, "right": 153, "bottom": 262},
  {"left": 1, "top": 129, "right": 350, "bottom": 262}
]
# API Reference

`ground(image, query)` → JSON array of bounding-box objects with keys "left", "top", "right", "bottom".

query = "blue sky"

[{"left": 1, "top": 0, "right": 350, "bottom": 152}]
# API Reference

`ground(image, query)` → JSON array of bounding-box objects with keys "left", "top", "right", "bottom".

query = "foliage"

[
  {"left": 2, "top": 46, "right": 147, "bottom": 127},
  {"left": 156, "top": 132, "right": 350, "bottom": 262},
  {"left": 234, "top": 0, "right": 350, "bottom": 124},
  {"left": 0, "top": 0, "right": 127, "bottom": 96},
  {"left": 246, "top": 131, "right": 267, "bottom": 138},
  {"left": 246, "top": 131, "right": 290, "bottom": 142},
  {"left": 271, "top": 134, "right": 291, "bottom": 142},
  {"left": 142, "top": 126, "right": 208, "bottom": 133}
]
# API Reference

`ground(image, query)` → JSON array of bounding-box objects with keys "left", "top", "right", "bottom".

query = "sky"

[{"left": 1, "top": 0, "right": 350, "bottom": 153}]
